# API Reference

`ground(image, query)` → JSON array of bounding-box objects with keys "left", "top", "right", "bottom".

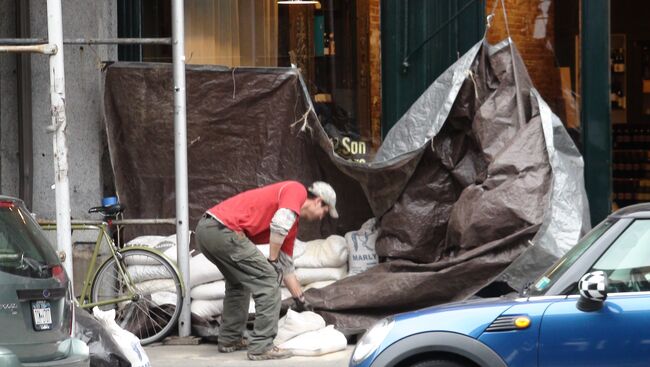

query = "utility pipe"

[
  {"left": 17, "top": 0, "right": 34, "bottom": 210},
  {"left": 0, "top": 44, "right": 56, "bottom": 54},
  {"left": 171, "top": 0, "right": 191, "bottom": 337},
  {"left": 46, "top": 0, "right": 73, "bottom": 279},
  {"left": 0, "top": 37, "right": 171, "bottom": 45}
]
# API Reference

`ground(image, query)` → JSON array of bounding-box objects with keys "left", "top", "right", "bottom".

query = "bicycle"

[{"left": 40, "top": 203, "right": 184, "bottom": 345}]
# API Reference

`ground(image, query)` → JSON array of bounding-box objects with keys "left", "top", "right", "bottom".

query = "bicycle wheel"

[{"left": 90, "top": 248, "right": 183, "bottom": 345}]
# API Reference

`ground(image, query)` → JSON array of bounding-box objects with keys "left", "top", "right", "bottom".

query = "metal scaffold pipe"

[
  {"left": 0, "top": 44, "right": 56, "bottom": 54},
  {"left": 0, "top": 38, "right": 172, "bottom": 46},
  {"left": 171, "top": 0, "right": 191, "bottom": 337},
  {"left": 46, "top": 0, "right": 73, "bottom": 281}
]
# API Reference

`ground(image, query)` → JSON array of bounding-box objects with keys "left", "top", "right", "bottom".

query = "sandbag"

[
  {"left": 274, "top": 309, "right": 326, "bottom": 345},
  {"left": 295, "top": 266, "right": 347, "bottom": 285},
  {"left": 190, "top": 280, "right": 226, "bottom": 300},
  {"left": 126, "top": 234, "right": 176, "bottom": 251},
  {"left": 134, "top": 279, "right": 176, "bottom": 294},
  {"left": 162, "top": 245, "right": 178, "bottom": 264},
  {"left": 191, "top": 298, "right": 263, "bottom": 319},
  {"left": 345, "top": 218, "right": 378, "bottom": 276},
  {"left": 127, "top": 265, "right": 173, "bottom": 283},
  {"left": 191, "top": 299, "right": 224, "bottom": 319},
  {"left": 189, "top": 253, "right": 224, "bottom": 287},
  {"left": 150, "top": 291, "right": 179, "bottom": 306},
  {"left": 279, "top": 325, "right": 347, "bottom": 356},
  {"left": 92, "top": 307, "right": 151, "bottom": 367},
  {"left": 293, "top": 235, "right": 349, "bottom": 268}
]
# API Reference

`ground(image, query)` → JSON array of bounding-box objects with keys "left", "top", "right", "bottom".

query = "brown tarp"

[{"left": 103, "top": 39, "right": 588, "bottom": 334}]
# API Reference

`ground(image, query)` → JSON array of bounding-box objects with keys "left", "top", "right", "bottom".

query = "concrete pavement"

[{"left": 144, "top": 343, "right": 354, "bottom": 367}]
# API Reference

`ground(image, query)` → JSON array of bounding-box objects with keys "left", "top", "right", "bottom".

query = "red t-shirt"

[{"left": 207, "top": 181, "right": 307, "bottom": 256}]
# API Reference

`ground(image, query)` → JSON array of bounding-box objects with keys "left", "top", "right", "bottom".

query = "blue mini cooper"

[{"left": 350, "top": 204, "right": 650, "bottom": 367}]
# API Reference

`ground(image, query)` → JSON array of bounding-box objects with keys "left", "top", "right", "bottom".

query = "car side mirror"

[{"left": 576, "top": 271, "right": 608, "bottom": 312}]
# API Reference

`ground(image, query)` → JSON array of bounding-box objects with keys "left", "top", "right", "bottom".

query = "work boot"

[
  {"left": 217, "top": 338, "right": 249, "bottom": 353},
  {"left": 247, "top": 346, "right": 292, "bottom": 360}
]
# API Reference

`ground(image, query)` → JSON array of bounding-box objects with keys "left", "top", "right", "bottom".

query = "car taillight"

[
  {"left": 51, "top": 265, "right": 67, "bottom": 285},
  {"left": 0, "top": 201, "right": 14, "bottom": 208}
]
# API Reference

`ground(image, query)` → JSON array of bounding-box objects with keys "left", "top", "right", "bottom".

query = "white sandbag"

[
  {"left": 295, "top": 265, "right": 347, "bottom": 285},
  {"left": 135, "top": 279, "right": 176, "bottom": 294},
  {"left": 92, "top": 307, "right": 151, "bottom": 367},
  {"left": 126, "top": 234, "right": 176, "bottom": 251},
  {"left": 191, "top": 299, "right": 224, "bottom": 319},
  {"left": 279, "top": 325, "right": 347, "bottom": 356},
  {"left": 345, "top": 218, "right": 379, "bottom": 276},
  {"left": 293, "top": 235, "right": 349, "bottom": 268},
  {"left": 151, "top": 291, "right": 178, "bottom": 306},
  {"left": 190, "top": 280, "right": 226, "bottom": 300},
  {"left": 127, "top": 265, "right": 173, "bottom": 283},
  {"left": 304, "top": 280, "right": 336, "bottom": 291},
  {"left": 189, "top": 253, "right": 224, "bottom": 287},
  {"left": 162, "top": 245, "right": 178, "bottom": 265},
  {"left": 124, "top": 253, "right": 159, "bottom": 266},
  {"left": 274, "top": 309, "right": 326, "bottom": 345}
]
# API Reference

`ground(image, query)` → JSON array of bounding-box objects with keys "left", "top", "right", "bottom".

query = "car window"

[
  {"left": 528, "top": 220, "right": 613, "bottom": 296},
  {"left": 0, "top": 201, "right": 59, "bottom": 278},
  {"left": 590, "top": 219, "right": 650, "bottom": 293}
]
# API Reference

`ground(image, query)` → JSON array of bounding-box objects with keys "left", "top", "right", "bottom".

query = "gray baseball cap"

[{"left": 308, "top": 181, "right": 339, "bottom": 218}]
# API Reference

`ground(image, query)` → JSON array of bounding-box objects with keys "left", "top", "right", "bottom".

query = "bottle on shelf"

[
  {"left": 323, "top": 32, "right": 330, "bottom": 56},
  {"left": 618, "top": 48, "right": 625, "bottom": 72},
  {"left": 617, "top": 88, "right": 626, "bottom": 109}
]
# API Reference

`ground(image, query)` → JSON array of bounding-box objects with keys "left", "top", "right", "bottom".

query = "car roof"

[{"left": 611, "top": 203, "right": 650, "bottom": 219}]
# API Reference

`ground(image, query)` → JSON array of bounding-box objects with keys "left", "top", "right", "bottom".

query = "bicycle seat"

[{"left": 88, "top": 203, "right": 125, "bottom": 217}]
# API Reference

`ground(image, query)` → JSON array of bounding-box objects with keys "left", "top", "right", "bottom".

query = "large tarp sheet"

[{"left": 103, "top": 38, "right": 590, "bottom": 333}]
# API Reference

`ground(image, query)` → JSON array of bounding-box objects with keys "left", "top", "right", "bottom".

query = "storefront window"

[{"left": 611, "top": 2, "right": 650, "bottom": 209}]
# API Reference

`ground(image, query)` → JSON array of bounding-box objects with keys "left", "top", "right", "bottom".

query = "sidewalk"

[{"left": 144, "top": 343, "right": 354, "bottom": 367}]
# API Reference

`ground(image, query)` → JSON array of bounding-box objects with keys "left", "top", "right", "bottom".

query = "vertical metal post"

[
  {"left": 171, "top": 0, "right": 191, "bottom": 337},
  {"left": 46, "top": 0, "right": 73, "bottom": 279},
  {"left": 581, "top": 0, "right": 611, "bottom": 225}
]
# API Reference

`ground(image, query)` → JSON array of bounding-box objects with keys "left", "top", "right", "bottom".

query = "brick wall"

[
  {"left": 369, "top": 0, "right": 382, "bottom": 149},
  {"left": 485, "top": 0, "right": 564, "bottom": 118}
]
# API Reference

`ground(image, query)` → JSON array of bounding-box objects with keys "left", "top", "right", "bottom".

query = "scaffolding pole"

[
  {"left": 46, "top": 0, "right": 73, "bottom": 279},
  {"left": 171, "top": 0, "right": 191, "bottom": 338}
]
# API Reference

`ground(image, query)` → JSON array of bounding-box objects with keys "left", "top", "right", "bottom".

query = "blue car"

[{"left": 350, "top": 204, "right": 650, "bottom": 367}]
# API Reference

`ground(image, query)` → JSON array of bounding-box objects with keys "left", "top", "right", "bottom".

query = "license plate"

[{"left": 31, "top": 300, "right": 52, "bottom": 331}]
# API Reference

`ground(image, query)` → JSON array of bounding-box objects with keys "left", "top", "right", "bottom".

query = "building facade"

[{"left": 0, "top": 0, "right": 626, "bottom": 225}]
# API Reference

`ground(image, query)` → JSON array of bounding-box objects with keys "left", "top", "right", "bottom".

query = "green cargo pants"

[{"left": 195, "top": 216, "right": 280, "bottom": 354}]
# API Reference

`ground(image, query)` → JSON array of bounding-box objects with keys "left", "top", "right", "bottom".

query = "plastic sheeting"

[
  {"left": 103, "top": 38, "right": 589, "bottom": 334},
  {"left": 74, "top": 305, "right": 130, "bottom": 367}
]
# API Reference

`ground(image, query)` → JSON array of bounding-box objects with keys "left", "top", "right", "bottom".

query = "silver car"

[{"left": 0, "top": 196, "right": 88, "bottom": 366}]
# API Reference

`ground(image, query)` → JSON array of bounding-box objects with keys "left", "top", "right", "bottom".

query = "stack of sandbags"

[
  {"left": 123, "top": 235, "right": 180, "bottom": 307},
  {"left": 274, "top": 309, "right": 347, "bottom": 356},
  {"left": 292, "top": 235, "right": 349, "bottom": 288},
  {"left": 189, "top": 245, "right": 292, "bottom": 323}
]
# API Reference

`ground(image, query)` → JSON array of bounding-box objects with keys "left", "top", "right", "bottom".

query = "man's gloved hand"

[
  {"left": 292, "top": 295, "right": 314, "bottom": 312},
  {"left": 268, "top": 258, "right": 283, "bottom": 285}
]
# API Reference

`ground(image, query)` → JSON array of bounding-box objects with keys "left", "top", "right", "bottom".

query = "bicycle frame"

[{"left": 40, "top": 221, "right": 137, "bottom": 309}]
